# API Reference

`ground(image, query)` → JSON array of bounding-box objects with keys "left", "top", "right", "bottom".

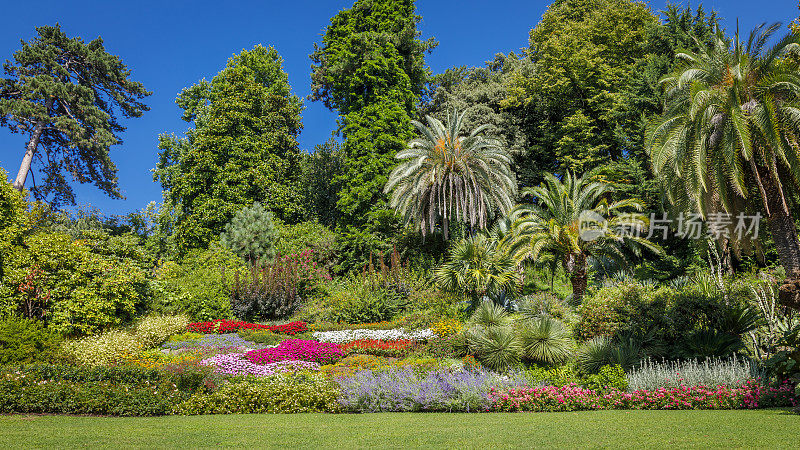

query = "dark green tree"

[
  {"left": 220, "top": 202, "right": 277, "bottom": 265},
  {"left": 309, "top": 0, "right": 436, "bottom": 227},
  {"left": 154, "top": 45, "right": 304, "bottom": 254},
  {"left": 300, "top": 138, "right": 345, "bottom": 227},
  {"left": 0, "top": 24, "right": 150, "bottom": 206}
]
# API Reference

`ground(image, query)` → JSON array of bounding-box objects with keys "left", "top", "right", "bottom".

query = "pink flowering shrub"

[
  {"left": 246, "top": 339, "right": 344, "bottom": 365},
  {"left": 489, "top": 380, "right": 797, "bottom": 412}
]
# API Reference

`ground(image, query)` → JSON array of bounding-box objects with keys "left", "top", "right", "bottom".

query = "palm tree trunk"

[
  {"left": 757, "top": 166, "right": 800, "bottom": 309},
  {"left": 564, "top": 252, "right": 588, "bottom": 303}
]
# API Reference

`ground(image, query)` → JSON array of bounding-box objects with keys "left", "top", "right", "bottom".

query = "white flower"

[{"left": 311, "top": 328, "right": 435, "bottom": 344}]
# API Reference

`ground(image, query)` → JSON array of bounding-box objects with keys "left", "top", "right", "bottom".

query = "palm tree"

[
  {"left": 508, "top": 172, "right": 658, "bottom": 302},
  {"left": 384, "top": 109, "right": 516, "bottom": 240},
  {"left": 435, "top": 232, "right": 520, "bottom": 308},
  {"left": 646, "top": 24, "right": 800, "bottom": 281}
]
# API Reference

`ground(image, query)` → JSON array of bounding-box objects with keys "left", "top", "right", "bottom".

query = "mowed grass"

[{"left": 1, "top": 409, "right": 799, "bottom": 448}]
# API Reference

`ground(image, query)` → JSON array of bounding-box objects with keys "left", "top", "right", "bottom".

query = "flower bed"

[
  {"left": 312, "top": 328, "right": 434, "bottom": 344},
  {"left": 186, "top": 320, "right": 308, "bottom": 335},
  {"left": 339, "top": 339, "right": 419, "bottom": 357},
  {"left": 246, "top": 339, "right": 344, "bottom": 365},
  {"left": 488, "top": 380, "right": 797, "bottom": 412},
  {"left": 337, "top": 367, "right": 529, "bottom": 412},
  {"left": 200, "top": 353, "right": 320, "bottom": 377}
]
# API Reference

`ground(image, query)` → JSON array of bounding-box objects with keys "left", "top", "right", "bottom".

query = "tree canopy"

[
  {"left": 0, "top": 24, "right": 150, "bottom": 206},
  {"left": 154, "top": 45, "right": 304, "bottom": 254}
]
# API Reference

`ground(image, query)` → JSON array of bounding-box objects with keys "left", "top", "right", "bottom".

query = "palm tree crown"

[
  {"left": 508, "top": 172, "right": 658, "bottom": 301},
  {"left": 646, "top": 23, "right": 800, "bottom": 272},
  {"left": 384, "top": 109, "right": 516, "bottom": 239}
]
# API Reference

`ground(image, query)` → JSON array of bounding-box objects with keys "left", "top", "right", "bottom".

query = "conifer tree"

[
  {"left": 220, "top": 202, "right": 277, "bottom": 265},
  {"left": 0, "top": 24, "right": 150, "bottom": 206}
]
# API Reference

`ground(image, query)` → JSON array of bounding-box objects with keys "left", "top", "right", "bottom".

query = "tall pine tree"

[{"left": 0, "top": 24, "right": 150, "bottom": 206}]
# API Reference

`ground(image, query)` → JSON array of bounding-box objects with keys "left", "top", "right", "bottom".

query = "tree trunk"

[
  {"left": 12, "top": 121, "right": 45, "bottom": 191},
  {"left": 564, "top": 252, "right": 588, "bottom": 303},
  {"left": 757, "top": 166, "right": 800, "bottom": 309}
]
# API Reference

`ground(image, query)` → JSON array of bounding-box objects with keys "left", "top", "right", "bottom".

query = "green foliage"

[
  {"left": 274, "top": 219, "right": 336, "bottom": 270},
  {"left": 321, "top": 279, "right": 408, "bottom": 324},
  {"left": 1, "top": 231, "right": 149, "bottom": 335},
  {"left": 61, "top": 315, "right": 189, "bottom": 366},
  {"left": 647, "top": 23, "right": 800, "bottom": 271},
  {"left": 220, "top": 202, "right": 277, "bottom": 264},
  {"left": 0, "top": 24, "right": 150, "bottom": 206},
  {"left": 584, "top": 364, "right": 628, "bottom": 392},
  {"left": 0, "top": 169, "right": 27, "bottom": 258},
  {"left": 177, "top": 372, "right": 340, "bottom": 414},
  {"left": 505, "top": 0, "right": 657, "bottom": 173},
  {"left": 0, "top": 317, "right": 61, "bottom": 364},
  {"left": 509, "top": 171, "right": 660, "bottom": 301},
  {"left": 576, "top": 335, "right": 642, "bottom": 373},
  {"left": 309, "top": 0, "right": 436, "bottom": 227},
  {"left": 237, "top": 329, "right": 290, "bottom": 346},
  {"left": 299, "top": 139, "right": 345, "bottom": 226},
  {"left": 150, "top": 246, "right": 245, "bottom": 320},
  {"left": 518, "top": 316, "right": 574, "bottom": 366},
  {"left": 0, "top": 364, "right": 212, "bottom": 416},
  {"left": 154, "top": 45, "right": 304, "bottom": 253},
  {"left": 435, "top": 233, "right": 520, "bottom": 308},
  {"left": 516, "top": 292, "right": 578, "bottom": 325},
  {"left": 385, "top": 109, "right": 516, "bottom": 238}
]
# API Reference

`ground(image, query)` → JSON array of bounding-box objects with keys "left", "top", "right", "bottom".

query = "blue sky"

[{"left": 0, "top": 0, "right": 797, "bottom": 216}]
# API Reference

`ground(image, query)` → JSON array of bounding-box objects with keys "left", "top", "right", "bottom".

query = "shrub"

[
  {"left": 0, "top": 377, "right": 183, "bottom": 416},
  {"left": 626, "top": 356, "right": 757, "bottom": 391},
  {"left": 0, "top": 364, "right": 213, "bottom": 416},
  {"left": 576, "top": 336, "right": 642, "bottom": 373},
  {"left": 0, "top": 317, "right": 62, "bottom": 364},
  {"left": 219, "top": 202, "right": 277, "bottom": 265},
  {"left": 274, "top": 220, "right": 336, "bottom": 271},
  {"left": 186, "top": 320, "right": 307, "bottom": 335},
  {"left": 150, "top": 246, "right": 246, "bottom": 321},
  {"left": 177, "top": 372, "right": 340, "bottom": 414},
  {"left": 517, "top": 293, "right": 577, "bottom": 324},
  {"left": 1, "top": 232, "right": 149, "bottom": 335},
  {"left": 518, "top": 316, "right": 573, "bottom": 366},
  {"left": 323, "top": 281, "right": 407, "bottom": 324},
  {"left": 62, "top": 315, "right": 188, "bottom": 366},
  {"left": 229, "top": 252, "right": 329, "bottom": 321},
  {"left": 584, "top": 364, "right": 628, "bottom": 392},
  {"left": 135, "top": 315, "right": 190, "bottom": 348},
  {"left": 245, "top": 340, "right": 343, "bottom": 365}
]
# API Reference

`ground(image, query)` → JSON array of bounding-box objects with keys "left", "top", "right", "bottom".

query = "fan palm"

[
  {"left": 384, "top": 109, "right": 516, "bottom": 239},
  {"left": 508, "top": 172, "right": 659, "bottom": 302},
  {"left": 646, "top": 24, "right": 800, "bottom": 278},
  {"left": 435, "top": 233, "right": 521, "bottom": 308}
]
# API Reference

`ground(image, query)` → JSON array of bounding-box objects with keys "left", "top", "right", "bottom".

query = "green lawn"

[{"left": 1, "top": 410, "right": 798, "bottom": 448}]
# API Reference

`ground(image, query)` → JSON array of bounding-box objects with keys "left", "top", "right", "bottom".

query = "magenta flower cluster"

[
  {"left": 245, "top": 339, "right": 344, "bottom": 365},
  {"left": 200, "top": 352, "right": 320, "bottom": 377},
  {"left": 489, "top": 380, "right": 797, "bottom": 412}
]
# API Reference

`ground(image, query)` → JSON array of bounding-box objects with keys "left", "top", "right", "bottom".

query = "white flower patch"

[{"left": 312, "top": 328, "right": 435, "bottom": 344}]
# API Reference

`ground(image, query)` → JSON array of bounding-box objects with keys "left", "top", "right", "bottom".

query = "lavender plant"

[{"left": 337, "top": 367, "right": 528, "bottom": 412}]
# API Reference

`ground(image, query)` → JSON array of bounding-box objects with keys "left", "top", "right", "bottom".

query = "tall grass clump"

[{"left": 626, "top": 356, "right": 758, "bottom": 391}]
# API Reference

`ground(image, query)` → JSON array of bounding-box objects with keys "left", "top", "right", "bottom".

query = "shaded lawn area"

[{"left": 1, "top": 409, "right": 799, "bottom": 448}]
